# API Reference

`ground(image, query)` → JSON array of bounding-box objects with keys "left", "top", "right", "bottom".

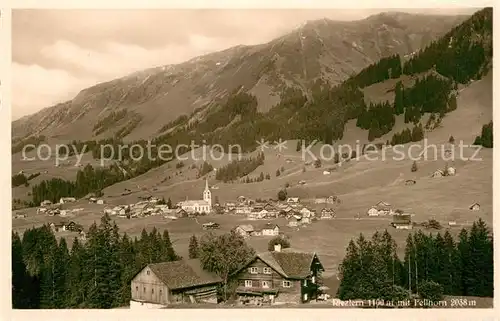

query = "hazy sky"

[{"left": 12, "top": 8, "right": 479, "bottom": 120}]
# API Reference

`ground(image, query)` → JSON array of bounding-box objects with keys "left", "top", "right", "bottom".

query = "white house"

[
  {"left": 323, "top": 170, "right": 331, "bottom": 175},
  {"left": 431, "top": 169, "right": 444, "bottom": 178},
  {"left": 178, "top": 179, "right": 212, "bottom": 214},
  {"left": 260, "top": 224, "right": 280, "bottom": 236},
  {"left": 447, "top": 167, "right": 456, "bottom": 176},
  {"left": 287, "top": 197, "right": 300, "bottom": 204},
  {"left": 59, "top": 197, "right": 76, "bottom": 204},
  {"left": 40, "top": 200, "right": 52, "bottom": 207},
  {"left": 367, "top": 207, "right": 379, "bottom": 216},
  {"left": 97, "top": 199, "right": 105, "bottom": 205}
]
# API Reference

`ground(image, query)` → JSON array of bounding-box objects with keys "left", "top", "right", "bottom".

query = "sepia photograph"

[{"left": 9, "top": 5, "right": 494, "bottom": 312}]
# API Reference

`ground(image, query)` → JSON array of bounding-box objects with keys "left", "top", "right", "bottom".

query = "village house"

[
  {"left": 237, "top": 196, "right": 246, "bottom": 203},
  {"left": 320, "top": 208, "right": 335, "bottom": 219},
  {"left": 236, "top": 205, "right": 252, "bottom": 215},
  {"left": 322, "top": 170, "right": 331, "bottom": 175},
  {"left": 431, "top": 169, "right": 445, "bottom": 178},
  {"left": 248, "top": 209, "right": 268, "bottom": 220},
  {"left": 37, "top": 207, "right": 48, "bottom": 214},
  {"left": 447, "top": 166, "right": 456, "bottom": 176},
  {"left": 50, "top": 221, "right": 67, "bottom": 233},
  {"left": 232, "top": 244, "right": 325, "bottom": 305},
  {"left": 469, "top": 202, "right": 480, "bottom": 211},
  {"left": 40, "top": 200, "right": 52, "bottom": 207},
  {"left": 288, "top": 214, "right": 303, "bottom": 227},
  {"left": 258, "top": 223, "right": 280, "bottom": 236},
  {"left": 59, "top": 197, "right": 76, "bottom": 204},
  {"left": 14, "top": 213, "right": 26, "bottom": 219},
  {"left": 391, "top": 214, "right": 412, "bottom": 230},
  {"left": 89, "top": 197, "right": 97, "bottom": 203},
  {"left": 235, "top": 225, "right": 255, "bottom": 238},
  {"left": 97, "top": 199, "right": 105, "bottom": 205},
  {"left": 367, "top": 201, "right": 393, "bottom": 216},
  {"left": 130, "top": 259, "right": 222, "bottom": 308},
  {"left": 225, "top": 202, "right": 237, "bottom": 210},
  {"left": 286, "top": 197, "right": 300, "bottom": 204}
]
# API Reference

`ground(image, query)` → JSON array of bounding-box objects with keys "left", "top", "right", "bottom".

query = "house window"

[
  {"left": 245, "top": 280, "right": 253, "bottom": 288},
  {"left": 303, "top": 279, "right": 308, "bottom": 286},
  {"left": 146, "top": 270, "right": 150, "bottom": 275},
  {"left": 249, "top": 267, "right": 259, "bottom": 274},
  {"left": 159, "top": 290, "right": 162, "bottom": 296},
  {"left": 143, "top": 287, "right": 146, "bottom": 293},
  {"left": 261, "top": 281, "right": 270, "bottom": 288},
  {"left": 282, "top": 281, "right": 291, "bottom": 288},
  {"left": 135, "top": 286, "right": 138, "bottom": 292},
  {"left": 263, "top": 267, "right": 272, "bottom": 274},
  {"left": 312, "top": 276, "right": 316, "bottom": 284},
  {"left": 152, "top": 288, "right": 154, "bottom": 294}
]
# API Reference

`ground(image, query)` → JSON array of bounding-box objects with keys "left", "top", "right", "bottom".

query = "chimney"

[{"left": 274, "top": 243, "right": 282, "bottom": 252}]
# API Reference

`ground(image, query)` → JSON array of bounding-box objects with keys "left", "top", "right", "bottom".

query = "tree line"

[
  {"left": 215, "top": 152, "right": 265, "bottom": 183},
  {"left": 12, "top": 214, "right": 180, "bottom": 309},
  {"left": 473, "top": 121, "right": 493, "bottom": 148},
  {"left": 337, "top": 219, "right": 493, "bottom": 302}
]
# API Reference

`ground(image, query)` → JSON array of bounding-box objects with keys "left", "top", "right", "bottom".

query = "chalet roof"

[
  {"left": 469, "top": 202, "right": 480, "bottom": 209},
  {"left": 237, "top": 224, "right": 254, "bottom": 232},
  {"left": 147, "top": 259, "right": 221, "bottom": 290},
  {"left": 255, "top": 223, "right": 279, "bottom": 231},
  {"left": 255, "top": 250, "right": 323, "bottom": 279},
  {"left": 392, "top": 214, "right": 411, "bottom": 224}
]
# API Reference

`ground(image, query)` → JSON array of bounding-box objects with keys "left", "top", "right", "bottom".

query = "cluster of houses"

[
  {"left": 226, "top": 196, "right": 336, "bottom": 228},
  {"left": 431, "top": 166, "right": 456, "bottom": 178}
]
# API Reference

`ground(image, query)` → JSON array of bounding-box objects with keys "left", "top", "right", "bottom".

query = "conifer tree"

[{"left": 188, "top": 235, "right": 199, "bottom": 259}]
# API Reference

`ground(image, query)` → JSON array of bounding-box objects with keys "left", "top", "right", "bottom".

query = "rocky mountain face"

[{"left": 12, "top": 12, "right": 468, "bottom": 143}]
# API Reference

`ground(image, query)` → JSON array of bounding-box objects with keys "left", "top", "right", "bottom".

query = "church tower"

[{"left": 203, "top": 179, "right": 212, "bottom": 209}]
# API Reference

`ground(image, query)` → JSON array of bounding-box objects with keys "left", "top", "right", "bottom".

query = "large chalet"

[{"left": 232, "top": 244, "right": 324, "bottom": 305}]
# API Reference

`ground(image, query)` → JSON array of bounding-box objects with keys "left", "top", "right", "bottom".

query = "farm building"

[
  {"left": 405, "top": 179, "right": 416, "bottom": 185},
  {"left": 431, "top": 169, "right": 444, "bottom": 178},
  {"left": 391, "top": 214, "right": 412, "bottom": 230},
  {"left": 469, "top": 202, "right": 480, "bottom": 211},
  {"left": 320, "top": 208, "right": 335, "bottom": 219},
  {"left": 258, "top": 223, "right": 280, "bottom": 236},
  {"left": 447, "top": 166, "right": 456, "bottom": 176},
  {"left": 288, "top": 215, "right": 302, "bottom": 227},
  {"left": 130, "top": 259, "right": 222, "bottom": 308},
  {"left": 59, "top": 197, "right": 76, "bottom": 204},
  {"left": 40, "top": 200, "right": 52, "bottom": 207},
  {"left": 232, "top": 245, "right": 325, "bottom": 305},
  {"left": 235, "top": 225, "right": 255, "bottom": 238},
  {"left": 287, "top": 197, "right": 300, "bottom": 204}
]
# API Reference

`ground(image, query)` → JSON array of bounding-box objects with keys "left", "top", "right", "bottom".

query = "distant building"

[
  {"left": 40, "top": 200, "right": 52, "bottom": 207},
  {"left": 431, "top": 169, "right": 444, "bottom": 178},
  {"left": 287, "top": 197, "right": 300, "bottom": 204},
  {"left": 447, "top": 167, "right": 456, "bottom": 176},
  {"left": 178, "top": 179, "right": 212, "bottom": 214},
  {"left": 59, "top": 197, "right": 76, "bottom": 204},
  {"left": 235, "top": 224, "right": 255, "bottom": 238},
  {"left": 405, "top": 179, "right": 416, "bottom": 185},
  {"left": 469, "top": 202, "right": 480, "bottom": 211},
  {"left": 391, "top": 214, "right": 412, "bottom": 230},
  {"left": 258, "top": 223, "right": 280, "bottom": 236},
  {"left": 320, "top": 208, "right": 335, "bottom": 219},
  {"left": 130, "top": 259, "right": 222, "bottom": 308}
]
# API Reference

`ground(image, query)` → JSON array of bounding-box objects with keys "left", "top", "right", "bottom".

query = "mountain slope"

[{"left": 12, "top": 12, "right": 468, "bottom": 143}]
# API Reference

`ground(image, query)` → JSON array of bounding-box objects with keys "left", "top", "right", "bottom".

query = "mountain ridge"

[{"left": 12, "top": 11, "right": 470, "bottom": 143}]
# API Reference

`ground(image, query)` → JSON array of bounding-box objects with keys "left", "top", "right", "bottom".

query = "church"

[{"left": 178, "top": 179, "right": 212, "bottom": 214}]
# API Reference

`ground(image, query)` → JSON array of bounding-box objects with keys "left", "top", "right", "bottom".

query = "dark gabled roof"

[
  {"left": 235, "top": 250, "right": 322, "bottom": 280},
  {"left": 146, "top": 259, "right": 222, "bottom": 290}
]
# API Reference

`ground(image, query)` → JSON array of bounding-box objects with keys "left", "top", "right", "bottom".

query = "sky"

[{"left": 12, "top": 8, "right": 479, "bottom": 120}]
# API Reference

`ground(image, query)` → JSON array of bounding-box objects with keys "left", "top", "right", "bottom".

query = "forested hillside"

[{"left": 24, "top": 8, "right": 493, "bottom": 206}]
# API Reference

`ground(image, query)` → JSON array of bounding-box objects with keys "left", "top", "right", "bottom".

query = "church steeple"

[{"left": 203, "top": 178, "right": 212, "bottom": 207}]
